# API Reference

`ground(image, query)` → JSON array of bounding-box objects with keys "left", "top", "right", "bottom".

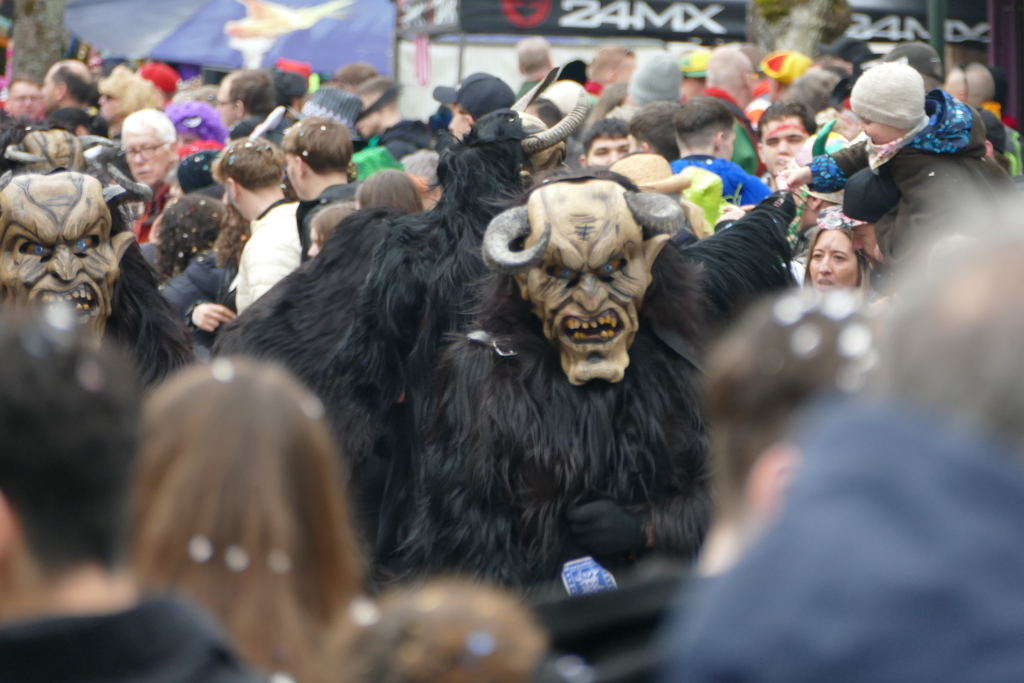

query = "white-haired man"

[{"left": 122, "top": 109, "right": 177, "bottom": 243}]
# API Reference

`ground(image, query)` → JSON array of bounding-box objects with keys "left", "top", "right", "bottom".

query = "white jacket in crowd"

[{"left": 233, "top": 202, "right": 301, "bottom": 313}]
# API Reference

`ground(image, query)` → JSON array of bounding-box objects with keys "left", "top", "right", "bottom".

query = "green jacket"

[{"left": 731, "top": 121, "right": 761, "bottom": 177}]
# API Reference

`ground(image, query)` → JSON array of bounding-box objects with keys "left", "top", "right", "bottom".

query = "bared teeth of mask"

[{"left": 573, "top": 332, "right": 585, "bottom": 340}]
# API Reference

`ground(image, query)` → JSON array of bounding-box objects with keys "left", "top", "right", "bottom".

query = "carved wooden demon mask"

[
  {"left": 0, "top": 169, "right": 150, "bottom": 342},
  {"left": 483, "top": 177, "right": 684, "bottom": 384},
  {"left": 5, "top": 128, "right": 114, "bottom": 173}
]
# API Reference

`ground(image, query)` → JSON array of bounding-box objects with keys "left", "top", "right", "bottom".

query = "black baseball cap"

[
  {"left": 881, "top": 42, "right": 945, "bottom": 84},
  {"left": 817, "top": 36, "right": 875, "bottom": 67},
  {"left": 844, "top": 166, "right": 901, "bottom": 224},
  {"left": 433, "top": 73, "right": 515, "bottom": 119}
]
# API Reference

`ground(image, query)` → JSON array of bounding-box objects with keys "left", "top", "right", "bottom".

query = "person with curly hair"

[
  {"left": 158, "top": 196, "right": 235, "bottom": 356},
  {"left": 98, "top": 65, "right": 164, "bottom": 140},
  {"left": 156, "top": 195, "right": 224, "bottom": 281}
]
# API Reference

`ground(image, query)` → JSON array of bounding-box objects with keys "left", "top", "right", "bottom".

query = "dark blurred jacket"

[
  {"left": 0, "top": 597, "right": 261, "bottom": 683},
  {"left": 660, "top": 398, "right": 1024, "bottom": 683},
  {"left": 296, "top": 183, "right": 359, "bottom": 262},
  {"left": 378, "top": 120, "right": 432, "bottom": 162}
]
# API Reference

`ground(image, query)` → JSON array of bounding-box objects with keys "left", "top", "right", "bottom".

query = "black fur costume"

[
  {"left": 213, "top": 207, "right": 395, "bottom": 538},
  {"left": 102, "top": 188, "right": 194, "bottom": 387},
  {"left": 332, "top": 111, "right": 535, "bottom": 565},
  {"left": 397, "top": 189, "right": 796, "bottom": 587}
]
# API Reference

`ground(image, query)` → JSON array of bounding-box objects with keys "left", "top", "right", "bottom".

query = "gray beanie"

[
  {"left": 850, "top": 62, "right": 927, "bottom": 130},
  {"left": 628, "top": 53, "right": 682, "bottom": 107}
]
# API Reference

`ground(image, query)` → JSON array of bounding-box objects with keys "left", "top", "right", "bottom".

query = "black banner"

[
  {"left": 460, "top": 0, "right": 744, "bottom": 38},
  {"left": 454, "top": 0, "right": 988, "bottom": 43}
]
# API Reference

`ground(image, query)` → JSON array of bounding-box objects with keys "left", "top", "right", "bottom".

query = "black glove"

[{"left": 567, "top": 500, "right": 647, "bottom": 557}]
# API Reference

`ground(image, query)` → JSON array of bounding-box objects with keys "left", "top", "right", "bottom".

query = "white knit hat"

[{"left": 850, "top": 62, "right": 927, "bottom": 130}]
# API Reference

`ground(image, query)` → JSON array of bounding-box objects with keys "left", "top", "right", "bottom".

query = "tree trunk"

[
  {"left": 12, "top": 0, "right": 69, "bottom": 82},
  {"left": 747, "top": 0, "right": 852, "bottom": 55}
]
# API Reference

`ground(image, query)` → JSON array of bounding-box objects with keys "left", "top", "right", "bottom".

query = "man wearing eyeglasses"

[
  {"left": 4, "top": 76, "right": 44, "bottom": 121},
  {"left": 122, "top": 109, "right": 178, "bottom": 243}
]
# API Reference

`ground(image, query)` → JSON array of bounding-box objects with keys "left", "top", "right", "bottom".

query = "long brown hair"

[
  {"left": 132, "top": 359, "right": 364, "bottom": 683},
  {"left": 213, "top": 201, "right": 250, "bottom": 269}
]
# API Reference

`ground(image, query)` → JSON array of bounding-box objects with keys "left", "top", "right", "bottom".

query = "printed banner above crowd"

[
  {"left": 401, "top": 0, "right": 987, "bottom": 43},
  {"left": 65, "top": 0, "right": 394, "bottom": 73}
]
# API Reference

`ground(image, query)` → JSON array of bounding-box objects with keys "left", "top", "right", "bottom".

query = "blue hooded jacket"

[{"left": 659, "top": 399, "right": 1024, "bottom": 683}]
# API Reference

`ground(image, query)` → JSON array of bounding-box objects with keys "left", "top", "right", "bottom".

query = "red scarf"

[
  {"left": 704, "top": 86, "right": 741, "bottom": 109},
  {"left": 134, "top": 182, "right": 169, "bottom": 244}
]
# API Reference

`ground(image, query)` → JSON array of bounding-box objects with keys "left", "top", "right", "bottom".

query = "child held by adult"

[{"left": 783, "top": 62, "right": 1011, "bottom": 264}]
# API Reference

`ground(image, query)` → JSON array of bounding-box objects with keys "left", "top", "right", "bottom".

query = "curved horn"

[
  {"left": 511, "top": 67, "right": 560, "bottom": 113},
  {"left": 0, "top": 170, "right": 13, "bottom": 194},
  {"left": 522, "top": 86, "right": 589, "bottom": 155},
  {"left": 624, "top": 191, "right": 685, "bottom": 236},
  {"left": 482, "top": 205, "right": 551, "bottom": 274},
  {"left": 104, "top": 165, "right": 153, "bottom": 204},
  {"left": 4, "top": 146, "right": 47, "bottom": 164},
  {"left": 77, "top": 135, "right": 116, "bottom": 149}
]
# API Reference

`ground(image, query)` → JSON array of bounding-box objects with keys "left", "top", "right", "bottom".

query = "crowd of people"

[{"left": 1, "top": 32, "right": 1024, "bottom": 683}]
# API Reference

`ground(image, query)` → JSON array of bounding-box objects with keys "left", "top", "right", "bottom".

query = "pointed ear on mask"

[
  {"left": 112, "top": 231, "right": 135, "bottom": 262},
  {"left": 642, "top": 233, "right": 671, "bottom": 264}
]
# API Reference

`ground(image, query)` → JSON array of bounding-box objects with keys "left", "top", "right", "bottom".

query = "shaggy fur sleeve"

[
  {"left": 684, "top": 193, "right": 795, "bottom": 334},
  {"left": 398, "top": 340, "right": 531, "bottom": 586},
  {"left": 333, "top": 227, "right": 429, "bottom": 420},
  {"left": 646, "top": 471, "right": 713, "bottom": 558},
  {"left": 639, "top": 350, "right": 713, "bottom": 559},
  {"left": 107, "top": 242, "right": 195, "bottom": 388}
]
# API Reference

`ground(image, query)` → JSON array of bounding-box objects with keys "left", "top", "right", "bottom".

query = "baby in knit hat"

[{"left": 783, "top": 61, "right": 1009, "bottom": 264}]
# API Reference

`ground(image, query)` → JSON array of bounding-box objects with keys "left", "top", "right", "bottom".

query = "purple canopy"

[{"left": 65, "top": 0, "right": 394, "bottom": 73}]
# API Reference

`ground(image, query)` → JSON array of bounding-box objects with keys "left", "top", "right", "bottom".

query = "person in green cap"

[{"left": 680, "top": 49, "right": 710, "bottom": 102}]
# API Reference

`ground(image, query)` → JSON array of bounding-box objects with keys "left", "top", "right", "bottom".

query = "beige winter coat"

[{"left": 233, "top": 202, "right": 300, "bottom": 313}]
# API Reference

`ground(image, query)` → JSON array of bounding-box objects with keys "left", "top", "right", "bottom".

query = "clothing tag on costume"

[{"left": 561, "top": 556, "right": 617, "bottom": 597}]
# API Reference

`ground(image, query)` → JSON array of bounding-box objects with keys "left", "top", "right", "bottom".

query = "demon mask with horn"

[
  {"left": 0, "top": 168, "right": 151, "bottom": 343},
  {"left": 483, "top": 176, "right": 684, "bottom": 384},
  {"left": 4, "top": 126, "right": 114, "bottom": 174}
]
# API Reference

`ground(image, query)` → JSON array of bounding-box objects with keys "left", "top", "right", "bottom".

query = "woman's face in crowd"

[
  {"left": 99, "top": 94, "right": 122, "bottom": 124},
  {"left": 809, "top": 229, "right": 859, "bottom": 290}
]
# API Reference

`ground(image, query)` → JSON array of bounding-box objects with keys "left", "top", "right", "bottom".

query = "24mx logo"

[{"left": 558, "top": 0, "right": 726, "bottom": 33}]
